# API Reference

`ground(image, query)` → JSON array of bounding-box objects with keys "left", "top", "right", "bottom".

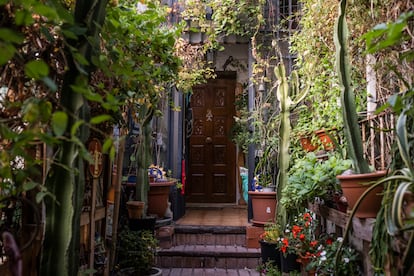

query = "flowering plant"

[
  {"left": 309, "top": 235, "right": 361, "bottom": 275},
  {"left": 279, "top": 212, "right": 321, "bottom": 259},
  {"left": 259, "top": 222, "right": 282, "bottom": 244}
]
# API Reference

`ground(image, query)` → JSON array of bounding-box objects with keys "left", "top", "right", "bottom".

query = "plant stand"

[{"left": 308, "top": 202, "right": 376, "bottom": 275}]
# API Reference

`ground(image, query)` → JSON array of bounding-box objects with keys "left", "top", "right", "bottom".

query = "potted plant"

[
  {"left": 247, "top": 83, "right": 280, "bottom": 225},
  {"left": 116, "top": 226, "right": 161, "bottom": 276},
  {"left": 281, "top": 152, "right": 352, "bottom": 214},
  {"left": 278, "top": 212, "right": 318, "bottom": 274},
  {"left": 259, "top": 222, "right": 282, "bottom": 270},
  {"left": 334, "top": 0, "right": 387, "bottom": 218},
  {"left": 147, "top": 165, "right": 176, "bottom": 219}
]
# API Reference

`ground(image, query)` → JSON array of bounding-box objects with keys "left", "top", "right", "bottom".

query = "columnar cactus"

[
  {"left": 334, "top": 0, "right": 370, "bottom": 174},
  {"left": 275, "top": 60, "right": 309, "bottom": 226}
]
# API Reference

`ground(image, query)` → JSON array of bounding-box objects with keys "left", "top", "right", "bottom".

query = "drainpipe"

[
  {"left": 247, "top": 40, "right": 255, "bottom": 221},
  {"left": 168, "top": 86, "right": 182, "bottom": 178}
]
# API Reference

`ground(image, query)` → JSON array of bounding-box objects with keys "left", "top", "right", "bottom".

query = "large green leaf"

[
  {"left": 25, "top": 60, "right": 50, "bottom": 79},
  {"left": 51, "top": 111, "right": 68, "bottom": 136}
]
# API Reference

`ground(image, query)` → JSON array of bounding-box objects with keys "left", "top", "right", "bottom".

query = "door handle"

[{"left": 205, "top": 137, "right": 212, "bottom": 144}]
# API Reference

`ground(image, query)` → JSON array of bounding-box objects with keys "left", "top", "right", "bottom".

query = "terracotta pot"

[
  {"left": 248, "top": 191, "right": 277, "bottom": 226},
  {"left": 315, "top": 129, "right": 335, "bottom": 150},
  {"left": 147, "top": 180, "right": 176, "bottom": 218},
  {"left": 337, "top": 170, "right": 387, "bottom": 218},
  {"left": 299, "top": 136, "right": 317, "bottom": 152},
  {"left": 126, "top": 201, "right": 145, "bottom": 219}
]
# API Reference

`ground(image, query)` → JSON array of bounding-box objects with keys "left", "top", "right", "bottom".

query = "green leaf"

[
  {"left": 42, "top": 77, "right": 58, "bottom": 92},
  {"left": 52, "top": 111, "right": 68, "bottom": 136},
  {"left": 36, "top": 192, "right": 47, "bottom": 203},
  {"left": 0, "top": 43, "right": 17, "bottom": 66},
  {"left": 109, "top": 146, "right": 116, "bottom": 161},
  {"left": 14, "top": 9, "right": 34, "bottom": 25},
  {"left": 33, "top": 3, "right": 59, "bottom": 20},
  {"left": 102, "top": 138, "right": 113, "bottom": 153},
  {"left": 73, "top": 52, "right": 89, "bottom": 66},
  {"left": 25, "top": 60, "right": 50, "bottom": 79},
  {"left": 23, "top": 181, "right": 39, "bottom": 191},
  {"left": 90, "top": 115, "right": 112, "bottom": 125},
  {"left": 71, "top": 120, "right": 85, "bottom": 137},
  {"left": 0, "top": 28, "right": 24, "bottom": 43}
]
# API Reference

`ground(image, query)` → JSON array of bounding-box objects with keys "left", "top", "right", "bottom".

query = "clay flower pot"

[
  {"left": 248, "top": 191, "right": 277, "bottom": 226},
  {"left": 337, "top": 170, "right": 387, "bottom": 218},
  {"left": 126, "top": 201, "right": 145, "bottom": 219}
]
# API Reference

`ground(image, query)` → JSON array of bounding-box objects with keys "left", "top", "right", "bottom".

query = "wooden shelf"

[
  {"left": 308, "top": 202, "right": 377, "bottom": 275},
  {"left": 80, "top": 206, "right": 106, "bottom": 226},
  {"left": 308, "top": 202, "right": 375, "bottom": 242}
]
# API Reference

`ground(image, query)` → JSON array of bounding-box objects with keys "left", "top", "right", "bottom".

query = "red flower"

[
  {"left": 303, "top": 212, "right": 312, "bottom": 227},
  {"left": 310, "top": 240, "right": 318, "bottom": 247},
  {"left": 326, "top": 238, "right": 333, "bottom": 245},
  {"left": 299, "top": 234, "right": 305, "bottom": 240},
  {"left": 303, "top": 212, "right": 312, "bottom": 221},
  {"left": 292, "top": 225, "right": 302, "bottom": 238},
  {"left": 281, "top": 238, "right": 289, "bottom": 253}
]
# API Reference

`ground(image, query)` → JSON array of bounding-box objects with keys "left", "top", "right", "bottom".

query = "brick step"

[
  {"left": 156, "top": 245, "right": 261, "bottom": 269},
  {"left": 173, "top": 225, "right": 247, "bottom": 246},
  {"left": 160, "top": 267, "right": 260, "bottom": 275}
]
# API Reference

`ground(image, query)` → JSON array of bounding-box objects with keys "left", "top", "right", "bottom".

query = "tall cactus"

[
  {"left": 40, "top": 1, "right": 108, "bottom": 275},
  {"left": 334, "top": 0, "right": 370, "bottom": 174},
  {"left": 275, "top": 60, "right": 309, "bottom": 226}
]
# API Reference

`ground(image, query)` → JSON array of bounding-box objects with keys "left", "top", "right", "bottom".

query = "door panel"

[{"left": 187, "top": 77, "right": 236, "bottom": 203}]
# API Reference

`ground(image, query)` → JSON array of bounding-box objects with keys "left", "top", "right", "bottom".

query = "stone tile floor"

[{"left": 176, "top": 206, "right": 249, "bottom": 227}]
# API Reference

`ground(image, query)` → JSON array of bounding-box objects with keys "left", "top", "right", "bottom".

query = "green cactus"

[
  {"left": 275, "top": 60, "right": 309, "bottom": 226},
  {"left": 40, "top": 1, "right": 109, "bottom": 275},
  {"left": 334, "top": 0, "right": 370, "bottom": 174}
]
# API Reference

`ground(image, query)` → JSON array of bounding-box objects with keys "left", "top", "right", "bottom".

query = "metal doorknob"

[{"left": 205, "top": 137, "right": 212, "bottom": 143}]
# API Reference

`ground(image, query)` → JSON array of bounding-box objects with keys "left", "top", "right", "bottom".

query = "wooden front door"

[{"left": 187, "top": 75, "right": 237, "bottom": 203}]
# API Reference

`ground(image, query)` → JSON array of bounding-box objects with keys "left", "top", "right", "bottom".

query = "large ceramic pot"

[
  {"left": 248, "top": 191, "right": 277, "bottom": 226},
  {"left": 337, "top": 170, "right": 387, "bottom": 218}
]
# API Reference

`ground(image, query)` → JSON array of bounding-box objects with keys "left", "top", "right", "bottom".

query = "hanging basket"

[{"left": 126, "top": 201, "right": 145, "bottom": 219}]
